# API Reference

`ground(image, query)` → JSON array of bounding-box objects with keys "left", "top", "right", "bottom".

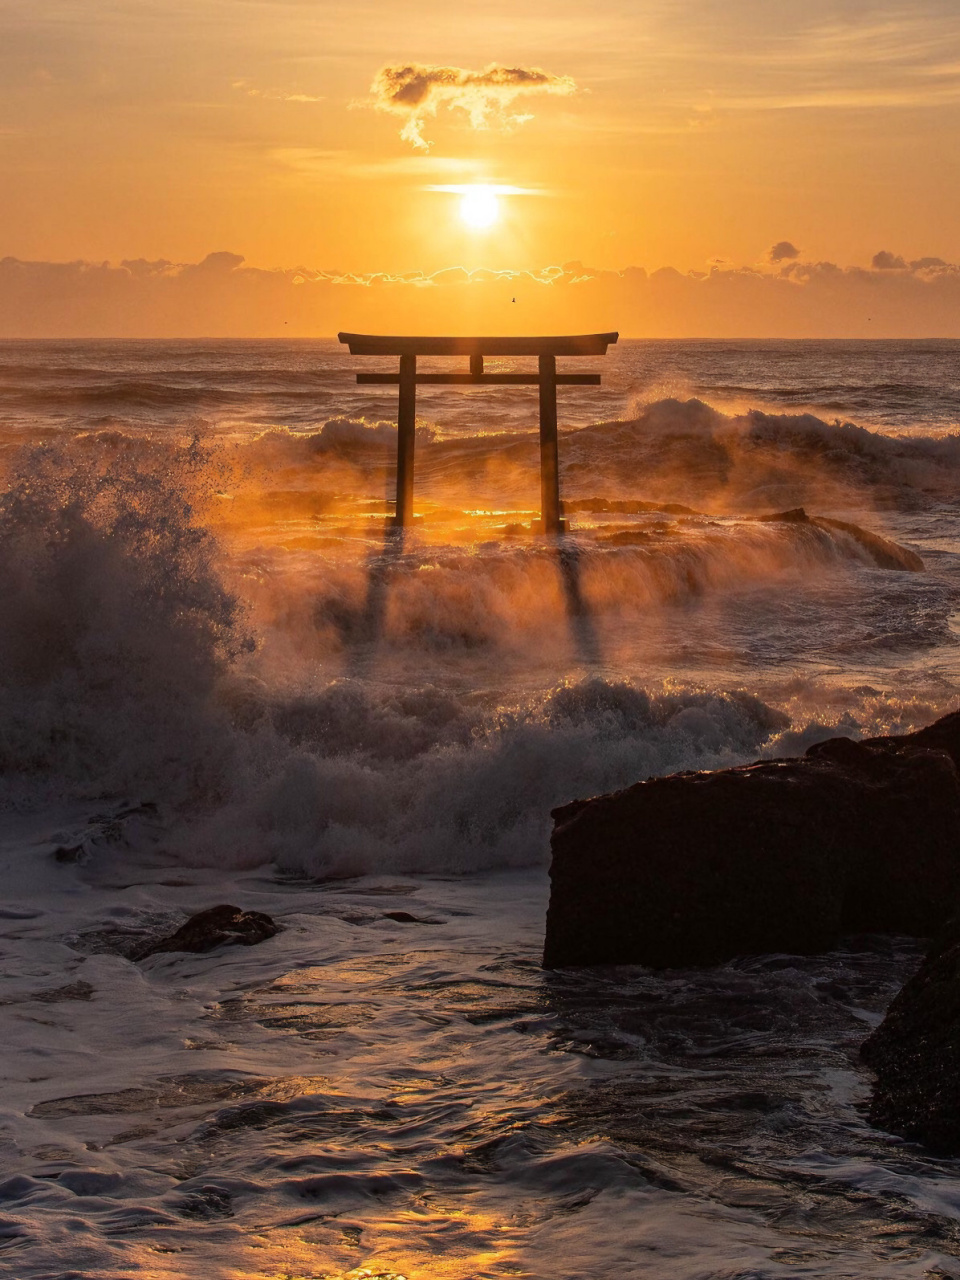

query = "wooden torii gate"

[{"left": 338, "top": 332, "right": 619, "bottom": 534}]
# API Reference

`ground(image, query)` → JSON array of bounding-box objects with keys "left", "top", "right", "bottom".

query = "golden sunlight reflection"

[{"left": 236, "top": 1215, "right": 511, "bottom": 1280}]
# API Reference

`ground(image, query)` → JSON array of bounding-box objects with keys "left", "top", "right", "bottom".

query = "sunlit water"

[{"left": 0, "top": 340, "right": 959, "bottom": 1278}]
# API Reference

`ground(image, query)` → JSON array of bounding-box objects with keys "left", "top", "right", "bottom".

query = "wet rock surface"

[
  {"left": 862, "top": 917, "right": 960, "bottom": 1154},
  {"left": 132, "top": 904, "right": 279, "bottom": 960},
  {"left": 750, "top": 508, "right": 925, "bottom": 571},
  {"left": 544, "top": 711, "right": 960, "bottom": 969}
]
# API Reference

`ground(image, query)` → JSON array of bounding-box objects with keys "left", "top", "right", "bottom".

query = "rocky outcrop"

[
  {"left": 543, "top": 712, "right": 960, "bottom": 969},
  {"left": 862, "top": 918, "right": 960, "bottom": 1153},
  {"left": 134, "top": 905, "right": 279, "bottom": 960},
  {"left": 751, "top": 508, "right": 925, "bottom": 571}
]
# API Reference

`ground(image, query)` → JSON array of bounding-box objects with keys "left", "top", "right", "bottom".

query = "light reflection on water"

[{"left": 10, "top": 873, "right": 960, "bottom": 1279}]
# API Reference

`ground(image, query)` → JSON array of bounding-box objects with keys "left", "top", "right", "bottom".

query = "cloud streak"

[
  {"left": 367, "top": 62, "right": 577, "bottom": 149},
  {"left": 3, "top": 250, "right": 960, "bottom": 339},
  {"left": 232, "top": 80, "right": 323, "bottom": 103}
]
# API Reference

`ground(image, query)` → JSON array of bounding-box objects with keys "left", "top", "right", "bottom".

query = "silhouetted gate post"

[
  {"left": 396, "top": 353, "right": 417, "bottom": 528},
  {"left": 338, "top": 332, "right": 618, "bottom": 534},
  {"left": 538, "top": 353, "right": 560, "bottom": 534}
]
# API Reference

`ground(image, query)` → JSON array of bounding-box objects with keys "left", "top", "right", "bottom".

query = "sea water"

[{"left": 0, "top": 339, "right": 959, "bottom": 1278}]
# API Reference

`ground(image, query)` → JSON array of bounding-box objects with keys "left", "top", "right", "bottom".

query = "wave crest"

[{"left": 0, "top": 437, "right": 246, "bottom": 805}]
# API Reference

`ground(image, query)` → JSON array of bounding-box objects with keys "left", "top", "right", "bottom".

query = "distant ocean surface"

[
  {"left": 2, "top": 338, "right": 960, "bottom": 1279},
  {"left": 2, "top": 336, "right": 959, "bottom": 435}
]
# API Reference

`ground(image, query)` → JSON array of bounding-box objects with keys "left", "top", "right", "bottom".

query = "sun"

[{"left": 460, "top": 186, "right": 500, "bottom": 230}]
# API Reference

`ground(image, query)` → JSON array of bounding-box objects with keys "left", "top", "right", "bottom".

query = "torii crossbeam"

[{"left": 338, "top": 332, "right": 619, "bottom": 534}]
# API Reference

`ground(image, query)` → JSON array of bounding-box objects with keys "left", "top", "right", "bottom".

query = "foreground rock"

[
  {"left": 861, "top": 919, "right": 960, "bottom": 1152},
  {"left": 133, "top": 905, "right": 279, "bottom": 960},
  {"left": 543, "top": 712, "right": 960, "bottom": 969}
]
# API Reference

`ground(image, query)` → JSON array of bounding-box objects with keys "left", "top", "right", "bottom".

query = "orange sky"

[{"left": 2, "top": 0, "right": 960, "bottom": 334}]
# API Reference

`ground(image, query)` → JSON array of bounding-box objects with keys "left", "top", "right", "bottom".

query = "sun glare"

[{"left": 460, "top": 186, "right": 500, "bottom": 230}]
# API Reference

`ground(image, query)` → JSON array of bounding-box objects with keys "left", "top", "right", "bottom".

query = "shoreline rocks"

[
  {"left": 861, "top": 917, "right": 960, "bottom": 1153},
  {"left": 543, "top": 712, "right": 960, "bottom": 970}
]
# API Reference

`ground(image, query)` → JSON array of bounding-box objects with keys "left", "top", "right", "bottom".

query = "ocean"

[{"left": 1, "top": 338, "right": 959, "bottom": 1278}]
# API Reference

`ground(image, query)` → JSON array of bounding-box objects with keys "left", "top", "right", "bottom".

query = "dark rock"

[
  {"left": 750, "top": 507, "right": 924, "bottom": 571},
  {"left": 752, "top": 507, "right": 812, "bottom": 523},
  {"left": 134, "top": 905, "right": 279, "bottom": 960},
  {"left": 565, "top": 498, "right": 701, "bottom": 516},
  {"left": 545, "top": 759, "right": 849, "bottom": 969},
  {"left": 862, "top": 709, "right": 960, "bottom": 772},
  {"left": 53, "top": 841, "right": 88, "bottom": 864},
  {"left": 862, "top": 917, "right": 960, "bottom": 1152},
  {"left": 543, "top": 713, "right": 960, "bottom": 969},
  {"left": 806, "top": 735, "right": 960, "bottom": 936},
  {"left": 814, "top": 515, "right": 924, "bottom": 571}
]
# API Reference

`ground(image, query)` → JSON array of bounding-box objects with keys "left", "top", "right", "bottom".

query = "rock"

[
  {"left": 134, "top": 905, "right": 279, "bottom": 960},
  {"left": 750, "top": 507, "right": 925, "bottom": 571},
  {"left": 814, "top": 515, "right": 925, "bottom": 572},
  {"left": 543, "top": 713, "right": 960, "bottom": 969},
  {"left": 862, "top": 918, "right": 960, "bottom": 1153},
  {"left": 863, "top": 709, "right": 960, "bottom": 771},
  {"left": 806, "top": 735, "right": 960, "bottom": 936},
  {"left": 545, "top": 759, "right": 851, "bottom": 969}
]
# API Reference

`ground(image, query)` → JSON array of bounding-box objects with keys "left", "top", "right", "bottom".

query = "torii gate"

[{"left": 338, "top": 332, "right": 619, "bottom": 534}]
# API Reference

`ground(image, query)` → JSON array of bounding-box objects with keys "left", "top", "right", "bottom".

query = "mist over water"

[
  {"left": 1, "top": 339, "right": 957, "bottom": 868},
  {"left": 2, "top": 339, "right": 960, "bottom": 1277}
]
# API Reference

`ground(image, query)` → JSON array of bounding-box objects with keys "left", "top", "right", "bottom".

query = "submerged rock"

[
  {"left": 862, "top": 918, "right": 960, "bottom": 1153},
  {"left": 543, "top": 712, "right": 960, "bottom": 969},
  {"left": 134, "top": 905, "right": 279, "bottom": 960}
]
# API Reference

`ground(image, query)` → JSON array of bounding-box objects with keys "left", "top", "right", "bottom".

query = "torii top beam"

[{"left": 338, "top": 332, "right": 619, "bottom": 357}]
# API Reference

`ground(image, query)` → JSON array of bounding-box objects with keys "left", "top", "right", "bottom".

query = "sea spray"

[
  {"left": 0, "top": 436, "right": 246, "bottom": 806},
  {"left": 0, "top": 428, "right": 950, "bottom": 878},
  {"left": 180, "top": 679, "right": 793, "bottom": 877},
  {"left": 0, "top": 344, "right": 955, "bottom": 881}
]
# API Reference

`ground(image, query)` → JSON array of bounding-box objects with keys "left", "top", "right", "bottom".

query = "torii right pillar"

[{"left": 538, "top": 353, "right": 561, "bottom": 534}]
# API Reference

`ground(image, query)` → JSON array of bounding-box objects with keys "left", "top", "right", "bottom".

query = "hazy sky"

[{"left": 3, "top": 0, "right": 960, "bottom": 272}]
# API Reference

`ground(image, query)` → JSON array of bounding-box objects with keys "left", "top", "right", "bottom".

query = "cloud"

[
  {"left": 187, "top": 251, "right": 245, "bottom": 273},
  {"left": 910, "top": 256, "right": 949, "bottom": 271},
  {"left": 3, "top": 252, "right": 960, "bottom": 340},
  {"left": 872, "top": 250, "right": 908, "bottom": 270},
  {"left": 426, "top": 183, "right": 543, "bottom": 196},
  {"left": 271, "top": 149, "right": 484, "bottom": 181},
  {"left": 232, "top": 79, "right": 323, "bottom": 103},
  {"left": 367, "top": 62, "right": 577, "bottom": 150},
  {"left": 872, "top": 251, "right": 953, "bottom": 273},
  {"left": 769, "top": 240, "right": 800, "bottom": 262}
]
